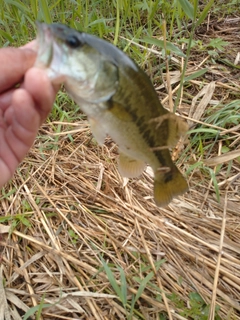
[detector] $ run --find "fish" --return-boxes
[35,22,188,207]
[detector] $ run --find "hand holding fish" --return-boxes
[0,44,59,187]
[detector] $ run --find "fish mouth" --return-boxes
[35,22,54,68]
[35,22,66,84]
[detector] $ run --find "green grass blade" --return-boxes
[128,271,155,319]
[30,0,38,19]
[39,0,52,23]
[114,0,120,45]
[4,0,30,14]
[184,68,208,82]
[196,0,214,27]
[178,0,194,20]
[188,128,219,135]
[185,161,204,176]
[129,294,136,319]
[100,257,122,300]
[133,271,155,304]
[143,36,185,57]
[0,29,14,43]
[23,303,53,320]
[0,216,12,223]
[209,168,220,202]
[193,0,198,20]
[118,266,128,307]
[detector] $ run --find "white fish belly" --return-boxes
[100,109,160,170]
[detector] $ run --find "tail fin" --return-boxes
[153,165,188,207]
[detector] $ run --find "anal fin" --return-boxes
[118,153,146,178]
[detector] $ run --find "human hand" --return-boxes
[0,43,59,188]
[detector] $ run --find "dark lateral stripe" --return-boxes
[105,97,115,110]
[154,150,167,167]
[164,170,174,183]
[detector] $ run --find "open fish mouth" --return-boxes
[35,22,53,68]
[35,22,66,84]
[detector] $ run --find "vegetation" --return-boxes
[0,0,239,319]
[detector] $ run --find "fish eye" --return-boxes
[66,35,81,48]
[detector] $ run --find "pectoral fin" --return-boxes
[167,114,188,147]
[150,113,188,148]
[88,117,106,145]
[118,153,146,178]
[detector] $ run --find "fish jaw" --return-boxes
[35,22,65,84]
[35,22,52,69]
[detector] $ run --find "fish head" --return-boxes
[35,22,119,103]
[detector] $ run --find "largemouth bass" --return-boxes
[35,22,188,206]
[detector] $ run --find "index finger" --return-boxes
[20,40,38,51]
[0,47,37,93]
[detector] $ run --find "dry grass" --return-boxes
[1,15,240,320]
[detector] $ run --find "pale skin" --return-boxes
[0,42,59,188]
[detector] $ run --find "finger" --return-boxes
[23,67,60,123]
[0,70,59,113]
[0,89,14,112]
[0,89,41,186]
[0,48,36,93]
[20,40,38,51]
